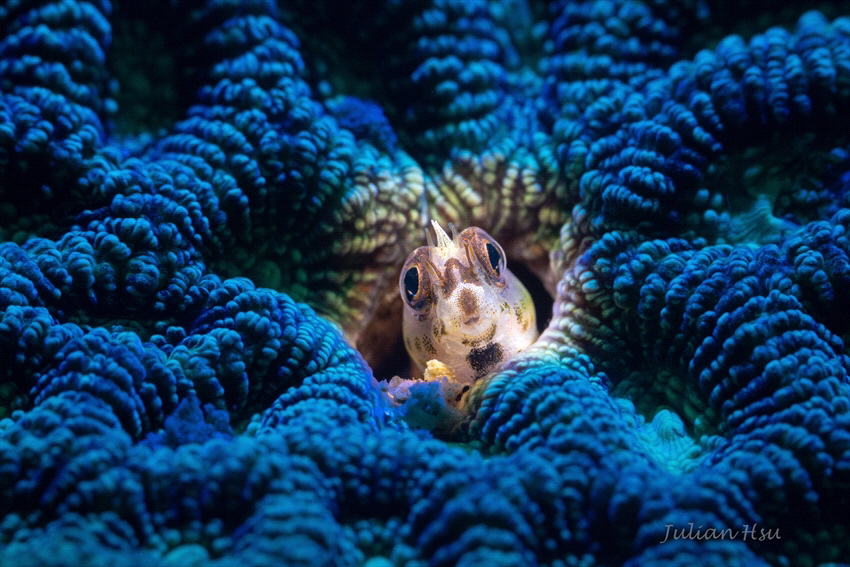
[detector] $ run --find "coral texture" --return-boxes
[2,0,850,565]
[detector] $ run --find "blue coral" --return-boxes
[2,0,850,565]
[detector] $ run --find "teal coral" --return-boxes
[2,0,850,565]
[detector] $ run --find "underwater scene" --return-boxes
[2,0,850,565]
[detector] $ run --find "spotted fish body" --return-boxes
[400,221,538,384]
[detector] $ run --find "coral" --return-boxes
[2,0,850,565]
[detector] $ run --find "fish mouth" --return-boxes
[464,316,480,326]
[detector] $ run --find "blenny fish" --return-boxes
[399,221,538,384]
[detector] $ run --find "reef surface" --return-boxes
[2,0,850,565]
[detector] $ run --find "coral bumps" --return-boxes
[1,0,850,565]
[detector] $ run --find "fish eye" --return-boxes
[486,242,501,276]
[404,266,419,303]
[399,250,433,312]
[457,227,507,286]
